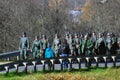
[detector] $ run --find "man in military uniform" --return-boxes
[110,33,119,54]
[41,34,49,58]
[117,37,120,54]
[118,37,120,49]
[65,33,69,44]
[19,32,30,60]
[105,33,118,55]
[95,33,106,55]
[52,34,61,57]
[91,32,97,55]
[106,33,112,55]
[67,34,76,56]
[81,33,93,56]
[31,35,42,59]
[74,33,81,55]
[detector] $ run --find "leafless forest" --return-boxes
[0,0,120,53]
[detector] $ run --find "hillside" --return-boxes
[0,0,120,53]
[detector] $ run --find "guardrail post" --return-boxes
[77,58,81,70]
[14,64,19,73]
[17,56,20,61]
[86,57,90,69]
[23,62,28,74]
[50,59,54,71]
[7,57,10,61]
[4,66,9,74]
[103,57,107,68]
[59,59,63,70]
[94,57,98,68]
[41,60,45,72]
[32,61,37,72]
[112,56,116,67]
[68,58,72,70]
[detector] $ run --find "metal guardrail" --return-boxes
[0,50,20,60]
[0,49,119,61]
[0,54,120,74]
[0,50,33,61]
[0,50,120,74]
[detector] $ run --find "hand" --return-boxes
[76,45,79,48]
[19,47,21,50]
[86,47,89,49]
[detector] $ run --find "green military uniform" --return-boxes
[106,33,117,55]
[67,35,76,56]
[19,34,30,60]
[74,34,81,55]
[91,33,97,55]
[32,39,42,59]
[81,38,93,56]
[111,34,119,54]
[41,39,48,50]
[95,34,106,55]
[118,38,120,48]
[106,36,112,53]
[65,34,69,44]
[52,38,60,57]
[41,38,48,58]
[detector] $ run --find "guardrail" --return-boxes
[0,50,32,61]
[0,54,120,74]
[0,50,20,61]
[0,50,120,61]
[0,50,120,74]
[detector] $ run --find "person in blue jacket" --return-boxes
[45,44,54,70]
[45,44,54,58]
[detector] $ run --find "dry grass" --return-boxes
[0,68,120,80]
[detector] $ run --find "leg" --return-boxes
[23,49,27,60]
[20,50,24,60]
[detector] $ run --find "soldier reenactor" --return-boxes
[110,33,119,54]
[117,37,120,54]
[74,33,81,55]
[106,33,112,55]
[105,33,118,55]
[81,33,93,56]
[95,33,106,55]
[19,32,30,60]
[52,34,61,57]
[31,35,42,59]
[91,32,97,43]
[118,37,120,49]
[91,32,97,55]
[65,33,69,44]
[41,34,49,58]
[67,34,76,56]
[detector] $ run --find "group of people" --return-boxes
[19,32,120,60]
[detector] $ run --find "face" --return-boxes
[42,35,46,39]
[66,35,69,39]
[35,36,39,40]
[99,33,102,38]
[92,32,95,36]
[75,35,77,38]
[22,34,25,37]
[84,35,88,40]
[55,35,58,38]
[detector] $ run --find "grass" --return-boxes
[0,67,120,80]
